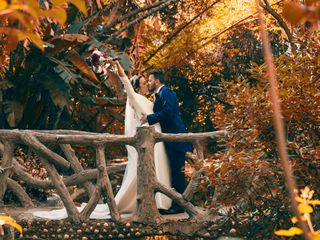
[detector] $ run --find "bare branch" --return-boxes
[102,0,177,40]
[144,0,222,64]
[155,182,201,217]
[39,156,81,223]
[255,1,311,239]
[260,0,296,52]
[60,144,96,198]
[106,0,174,30]
[7,179,34,207]
[20,133,70,169]
[201,0,284,48]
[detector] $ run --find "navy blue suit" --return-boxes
[147,86,192,194]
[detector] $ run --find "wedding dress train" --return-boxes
[32,75,172,220]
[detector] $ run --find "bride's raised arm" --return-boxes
[114,61,136,100]
[114,61,145,117]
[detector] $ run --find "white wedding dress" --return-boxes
[32,75,172,219]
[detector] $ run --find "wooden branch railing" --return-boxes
[0,127,225,224]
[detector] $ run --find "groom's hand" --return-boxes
[141,113,148,124]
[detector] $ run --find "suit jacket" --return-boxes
[147,86,192,153]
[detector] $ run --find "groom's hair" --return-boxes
[149,69,165,83]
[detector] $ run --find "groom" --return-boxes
[141,69,192,214]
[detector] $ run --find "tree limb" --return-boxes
[155,182,202,217]
[201,0,285,48]
[101,0,177,41]
[106,0,175,30]
[20,133,70,169]
[260,0,296,52]
[7,178,34,207]
[144,0,222,65]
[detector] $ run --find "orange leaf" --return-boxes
[305,0,318,6]
[9,3,38,18]
[26,33,44,51]
[309,199,320,205]
[47,34,90,53]
[0,0,8,10]
[41,8,67,25]
[275,227,303,237]
[298,203,313,214]
[70,0,87,16]
[295,196,304,203]
[66,50,99,84]
[282,2,306,25]
[291,216,307,224]
[52,0,67,5]
[0,27,25,51]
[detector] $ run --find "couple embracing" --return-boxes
[33,58,192,220]
[115,61,192,215]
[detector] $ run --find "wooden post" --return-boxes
[20,133,70,169]
[80,182,102,220]
[60,144,96,199]
[7,179,34,207]
[95,143,120,221]
[183,140,205,200]
[135,126,162,223]
[0,141,14,205]
[39,157,81,223]
[194,140,204,160]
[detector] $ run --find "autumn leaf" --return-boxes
[0,215,23,237]
[298,203,313,214]
[41,8,67,25]
[47,34,90,52]
[291,216,307,224]
[51,0,66,5]
[27,32,44,51]
[309,199,320,205]
[295,196,304,203]
[305,0,318,6]
[66,50,100,84]
[275,227,303,237]
[70,0,87,16]
[282,2,306,25]
[0,0,8,10]
[312,232,320,240]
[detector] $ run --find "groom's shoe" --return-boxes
[159,206,185,215]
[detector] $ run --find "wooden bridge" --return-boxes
[0,126,225,238]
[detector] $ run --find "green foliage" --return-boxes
[0,0,132,131]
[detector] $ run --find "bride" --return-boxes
[33,59,172,219]
[111,60,172,214]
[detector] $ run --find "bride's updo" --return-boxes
[130,75,148,95]
[130,75,141,93]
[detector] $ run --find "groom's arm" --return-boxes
[147,90,176,125]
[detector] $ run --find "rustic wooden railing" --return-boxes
[0,126,225,225]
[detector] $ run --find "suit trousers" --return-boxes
[165,145,186,195]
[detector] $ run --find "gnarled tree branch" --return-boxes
[144,0,222,64]
[260,0,296,52]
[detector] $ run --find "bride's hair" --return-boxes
[130,75,141,92]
